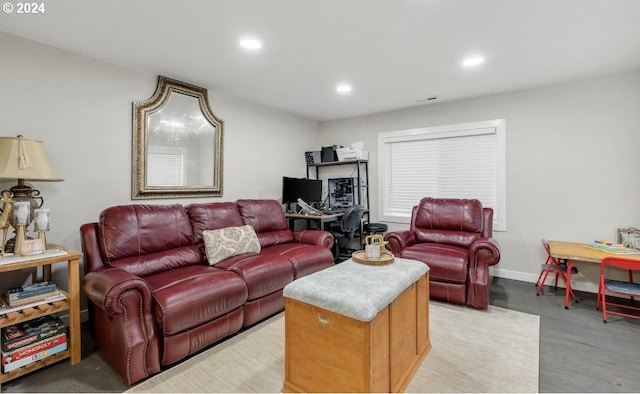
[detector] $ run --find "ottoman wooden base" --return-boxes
[283,273,430,393]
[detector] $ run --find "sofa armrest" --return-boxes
[384,230,416,255]
[469,237,501,267]
[82,266,160,385]
[83,267,153,317]
[293,230,334,249]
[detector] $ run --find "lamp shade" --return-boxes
[0,136,63,182]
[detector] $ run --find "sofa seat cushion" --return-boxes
[108,246,203,278]
[400,243,469,284]
[216,254,294,301]
[145,265,248,336]
[262,243,334,279]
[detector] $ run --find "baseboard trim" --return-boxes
[492,267,599,294]
[493,267,540,283]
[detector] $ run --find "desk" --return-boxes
[547,240,640,309]
[285,212,343,231]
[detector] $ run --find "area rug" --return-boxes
[127,302,540,393]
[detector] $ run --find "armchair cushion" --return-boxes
[399,243,468,283]
[414,198,484,248]
[203,225,261,266]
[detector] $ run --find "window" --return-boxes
[378,119,506,231]
[147,147,185,186]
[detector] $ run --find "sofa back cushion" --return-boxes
[98,204,202,277]
[236,199,293,247]
[412,198,484,248]
[186,202,245,245]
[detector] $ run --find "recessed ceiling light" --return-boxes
[239,38,262,50]
[462,57,485,67]
[336,83,352,94]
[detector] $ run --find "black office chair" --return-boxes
[329,205,364,263]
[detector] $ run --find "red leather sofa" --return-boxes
[80,199,334,385]
[384,198,500,310]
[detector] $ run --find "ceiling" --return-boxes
[2,0,640,121]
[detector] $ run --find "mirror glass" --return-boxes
[133,76,223,199]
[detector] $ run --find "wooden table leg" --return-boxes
[68,258,81,364]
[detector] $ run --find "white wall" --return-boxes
[3,30,640,301]
[318,70,640,292]
[0,32,319,295]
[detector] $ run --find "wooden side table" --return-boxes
[0,245,82,388]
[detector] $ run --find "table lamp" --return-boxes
[0,135,63,254]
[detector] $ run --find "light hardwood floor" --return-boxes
[3,277,640,393]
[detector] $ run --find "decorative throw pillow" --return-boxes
[203,225,261,266]
[619,227,640,250]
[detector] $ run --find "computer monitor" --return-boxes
[282,176,323,204]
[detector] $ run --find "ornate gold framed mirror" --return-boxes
[132,76,223,199]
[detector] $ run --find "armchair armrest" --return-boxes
[467,237,501,309]
[83,267,153,317]
[293,230,334,249]
[469,237,501,267]
[384,230,416,255]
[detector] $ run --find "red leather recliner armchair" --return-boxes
[384,198,500,309]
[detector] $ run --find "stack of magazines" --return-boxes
[1,315,68,373]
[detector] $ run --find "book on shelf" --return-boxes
[0,291,66,315]
[2,333,67,364]
[1,314,68,352]
[4,281,56,302]
[6,290,61,307]
[2,340,67,373]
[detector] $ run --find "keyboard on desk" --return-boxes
[322,208,348,215]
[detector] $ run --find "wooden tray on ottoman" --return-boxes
[352,250,395,265]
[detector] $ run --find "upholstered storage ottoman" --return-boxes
[282,258,430,393]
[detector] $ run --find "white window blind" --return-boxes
[378,119,506,231]
[147,151,184,186]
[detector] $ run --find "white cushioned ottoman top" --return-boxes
[283,257,429,322]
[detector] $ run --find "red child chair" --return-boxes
[596,256,640,323]
[536,239,578,303]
